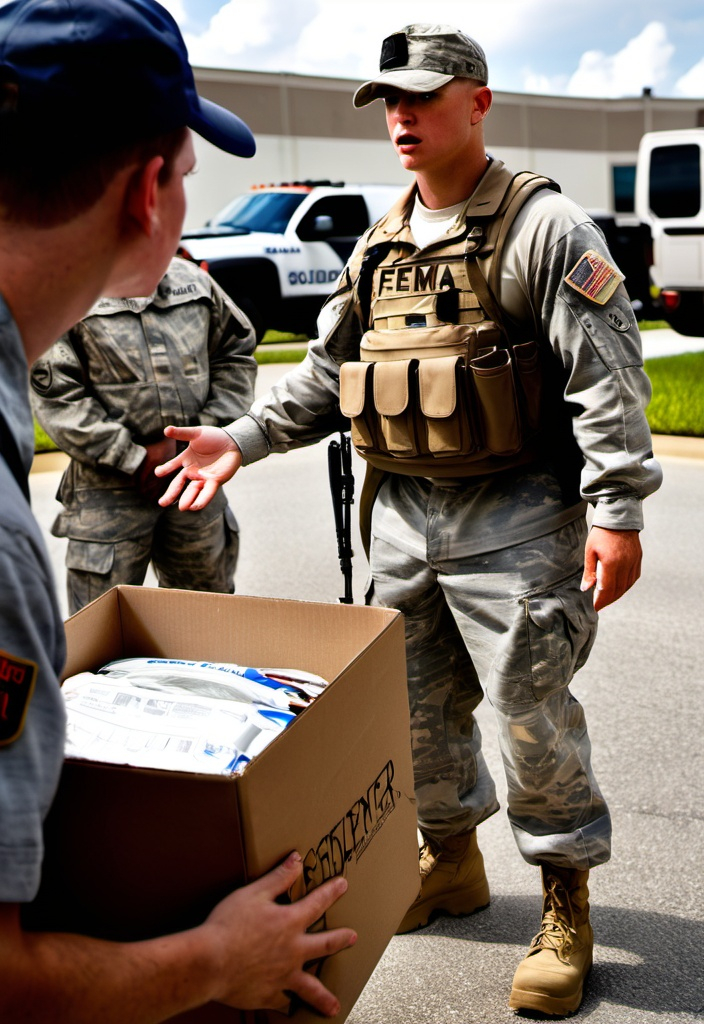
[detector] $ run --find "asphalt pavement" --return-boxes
[28,328,704,1023]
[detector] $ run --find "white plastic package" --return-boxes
[62,658,329,775]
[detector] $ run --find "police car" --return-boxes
[178,180,404,340]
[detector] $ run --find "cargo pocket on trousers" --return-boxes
[66,539,115,576]
[525,570,598,702]
[469,348,522,455]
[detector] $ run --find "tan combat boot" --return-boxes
[396,828,490,934]
[509,864,593,1017]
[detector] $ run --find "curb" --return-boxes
[31,451,69,473]
[651,434,704,460]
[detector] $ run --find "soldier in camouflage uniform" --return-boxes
[31,255,257,614]
[154,25,662,1017]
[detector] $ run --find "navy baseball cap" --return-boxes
[0,0,256,157]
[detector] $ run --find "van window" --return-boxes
[649,144,701,218]
[612,165,636,213]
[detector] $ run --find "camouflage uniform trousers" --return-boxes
[368,478,611,871]
[65,502,239,616]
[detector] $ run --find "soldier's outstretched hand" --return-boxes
[155,425,242,511]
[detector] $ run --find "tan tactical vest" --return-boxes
[339,160,560,478]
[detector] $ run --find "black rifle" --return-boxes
[327,432,354,604]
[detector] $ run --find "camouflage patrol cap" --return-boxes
[353,23,488,108]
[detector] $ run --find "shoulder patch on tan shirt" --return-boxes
[0,649,38,745]
[564,249,624,305]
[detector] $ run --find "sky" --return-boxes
[157,0,704,100]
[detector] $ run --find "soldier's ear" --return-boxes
[123,156,164,237]
[471,86,492,125]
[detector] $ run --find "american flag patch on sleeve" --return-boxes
[564,250,624,305]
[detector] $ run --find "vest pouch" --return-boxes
[339,361,378,452]
[373,359,420,456]
[469,348,522,455]
[417,356,476,455]
[513,340,542,430]
[361,323,479,362]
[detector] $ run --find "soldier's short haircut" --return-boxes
[0,87,187,228]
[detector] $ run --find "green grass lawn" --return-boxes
[644,351,704,437]
[33,324,704,452]
[34,422,59,454]
[255,346,307,365]
[259,329,308,345]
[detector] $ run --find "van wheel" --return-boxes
[664,297,704,338]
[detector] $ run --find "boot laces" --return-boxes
[529,876,578,964]
[418,838,440,880]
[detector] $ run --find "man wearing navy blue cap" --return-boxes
[0,1,355,1020]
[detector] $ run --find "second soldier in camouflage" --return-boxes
[31,255,257,613]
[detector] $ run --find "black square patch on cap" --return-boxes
[380,32,409,70]
[0,649,38,745]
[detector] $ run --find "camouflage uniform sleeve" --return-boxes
[223,237,368,465]
[509,198,662,531]
[198,277,258,427]
[30,329,145,475]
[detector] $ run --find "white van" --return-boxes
[635,129,704,336]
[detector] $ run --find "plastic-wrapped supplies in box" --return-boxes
[62,658,328,775]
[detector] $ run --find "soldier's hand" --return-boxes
[581,526,642,611]
[155,425,242,511]
[202,851,356,1016]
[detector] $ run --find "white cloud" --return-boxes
[180,0,564,80]
[182,0,276,65]
[566,22,674,98]
[155,0,188,24]
[522,72,570,96]
[675,58,704,97]
[174,1,696,102]
[291,0,560,79]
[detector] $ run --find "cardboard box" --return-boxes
[24,586,419,1024]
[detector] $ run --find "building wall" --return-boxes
[185,67,704,231]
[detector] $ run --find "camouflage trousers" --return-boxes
[368,480,611,870]
[64,503,239,615]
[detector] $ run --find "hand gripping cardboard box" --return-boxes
[24,586,420,1024]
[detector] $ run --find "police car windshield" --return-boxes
[211,192,308,233]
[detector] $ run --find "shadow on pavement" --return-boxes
[423,894,703,1017]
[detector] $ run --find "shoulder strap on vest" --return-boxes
[487,169,560,298]
[465,164,560,334]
